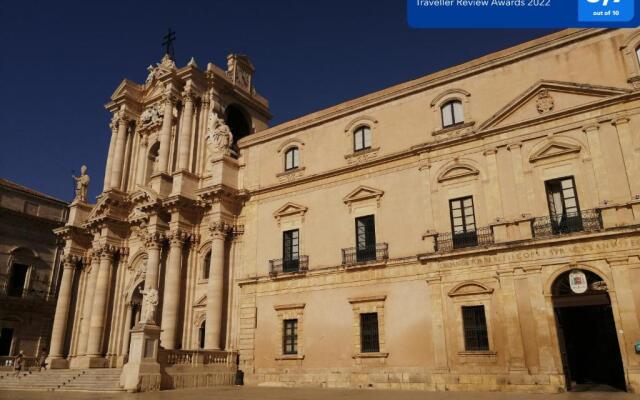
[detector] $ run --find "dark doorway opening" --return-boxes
[8,264,28,297]
[553,270,626,392]
[0,328,14,355]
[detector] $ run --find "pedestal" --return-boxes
[120,323,162,392]
[148,173,173,197]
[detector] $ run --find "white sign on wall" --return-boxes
[569,269,588,294]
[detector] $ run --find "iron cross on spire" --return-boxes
[162,28,176,60]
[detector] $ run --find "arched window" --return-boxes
[441,100,464,128]
[198,320,206,349]
[225,104,251,156]
[203,251,211,280]
[284,147,299,171]
[353,126,372,152]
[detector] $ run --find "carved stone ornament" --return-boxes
[139,103,164,129]
[141,288,159,323]
[145,54,176,84]
[206,111,233,156]
[535,89,555,114]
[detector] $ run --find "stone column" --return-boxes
[483,148,505,221]
[110,112,130,189]
[140,234,163,323]
[583,123,610,203]
[612,117,640,197]
[508,143,529,215]
[205,222,228,350]
[48,257,76,360]
[103,122,118,190]
[426,277,449,373]
[121,303,133,356]
[86,247,115,357]
[178,88,195,171]
[135,134,148,186]
[498,269,527,373]
[160,230,187,349]
[157,90,176,174]
[76,254,100,356]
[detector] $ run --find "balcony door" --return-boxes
[282,229,300,272]
[545,177,582,234]
[8,264,28,297]
[355,215,376,262]
[449,196,477,249]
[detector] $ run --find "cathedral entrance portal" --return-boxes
[552,269,626,392]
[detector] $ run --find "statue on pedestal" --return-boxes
[206,111,233,156]
[141,288,159,324]
[72,165,90,203]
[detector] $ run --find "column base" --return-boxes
[69,355,108,369]
[47,357,69,369]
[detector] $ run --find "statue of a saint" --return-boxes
[72,165,90,203]
[206,111,233,155]
[141,288,159,324]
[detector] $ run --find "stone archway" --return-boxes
[551,268,626,392]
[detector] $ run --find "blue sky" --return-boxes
[0,1,554,202]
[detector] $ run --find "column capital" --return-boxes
[582,123,600,133]
[182,88,197,104]
[143,231,165,250]
[209,221,232,239]
[483,147,498,156]
[167,229,190,247]
[507,142,523,151]
[612,115,631,126]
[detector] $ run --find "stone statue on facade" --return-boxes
[145,54,177,85]
[206,111,233,156]
[139,104,164,128]
[141,288,159,324]
[72,165,90,203]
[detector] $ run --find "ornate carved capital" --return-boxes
[209,221,232,240]
[182,88,196,104]
[97,244,119,260]
[144,232,165,250]
[167,229,190,247]
[62,253,81,267]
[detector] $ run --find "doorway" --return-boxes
[553,270,626,391]
[0,328,14,356]
[8,264,28,297]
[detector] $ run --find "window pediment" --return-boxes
[343,186,384,209]
[273,202,308,222]
[529,141,581,163]
[193,295,207,308]
[437,164,480,182]
[448,281,494,297]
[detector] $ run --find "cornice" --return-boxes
[239,29,607,148]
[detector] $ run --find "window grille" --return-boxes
[360,312,380,353]
[283,319,298,355]
[462,305,489,351]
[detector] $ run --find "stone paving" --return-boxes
[0,387,638,400]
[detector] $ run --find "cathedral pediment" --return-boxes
[479,80,630,130]
[110,79,143,103]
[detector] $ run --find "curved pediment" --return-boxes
[273,202,308,221]
[480,80,631,131]
[529,140,582,163]
[448,281,494,297]
[193,295,207,308]
[437,163,480,183]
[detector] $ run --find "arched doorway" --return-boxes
[552,269,625,391]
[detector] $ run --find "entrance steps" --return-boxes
[0,368,124,392]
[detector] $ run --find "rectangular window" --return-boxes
[360,313,380,353]
[462,305,489,351]
[283,319,298,355]
[449,196,477,249]
[8,264,28,297]
[282,229,300,272]
[355,215,376,262]
[545,177,582,234]
[354,127,372,152]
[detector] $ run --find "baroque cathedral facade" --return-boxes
[49,28,640,392]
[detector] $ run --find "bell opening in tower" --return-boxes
[224,104,251,157]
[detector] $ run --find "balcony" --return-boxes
[0,286,53,302]
[269,256,309,277]
[435,226,494,253]
[532,209,602,238]
[341,243,389,266]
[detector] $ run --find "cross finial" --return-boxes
[162,28,176,60]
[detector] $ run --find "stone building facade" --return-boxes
[0,179,67,360]
[50,28,640,392]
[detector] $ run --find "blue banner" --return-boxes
[407,0,639,28]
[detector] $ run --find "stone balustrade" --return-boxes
[158,349,237,367]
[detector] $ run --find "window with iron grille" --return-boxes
[441,100,464,128]
[360,312,380,353]
[353,126,372,152]
[284,147,299,171]
[545,176,582,234]
[462,305,489,351]
[355,215,376,262]
[282,229,300,272]
[449,196,477,249]
[283,319,298,355]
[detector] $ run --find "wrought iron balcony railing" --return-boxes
[532,209,602,238]
[436,226,494,253]
[269,256,309,277]
[341,243,389,266]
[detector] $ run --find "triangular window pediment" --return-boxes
[529,141,581,163]
[343,186,384,207]
[273,202,308,221]
[437,164,479,182]
[193,295,207,308]
[480,80,630,131]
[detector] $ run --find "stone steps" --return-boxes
[0,368,124,392]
